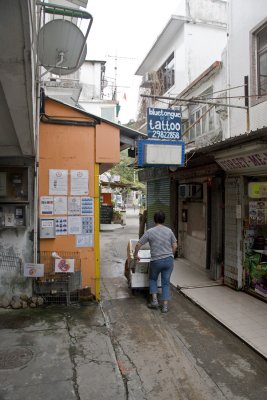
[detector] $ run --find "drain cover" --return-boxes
[0,347,33,369]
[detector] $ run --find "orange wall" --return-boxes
[96,122,120,163]
[39,100,97,293]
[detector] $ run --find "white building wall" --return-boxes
[174,0,187,15]
[78,61,118,122]
[79,61,102,100]
[228,0,267,136]
[185,23,227,84]
[80,101,116,122]
[186,0,227,24]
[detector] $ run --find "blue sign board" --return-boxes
[137,139,185,167]
[147,107,181,140]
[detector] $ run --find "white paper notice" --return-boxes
[71,170,88,195]
[81,197,94,215]
[40,196,54,215]
[68,216,82,235]
[49,169,68,195]
[55,217,68,235]
[82,216,94,234]
[76,234,94,248]
[68,196,81,215]
[54,196,67,215]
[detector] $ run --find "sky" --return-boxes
[85,0,179,123]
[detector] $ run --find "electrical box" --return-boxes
[0,204,27,228]
[0,166,29,229]
[39,218,56,239]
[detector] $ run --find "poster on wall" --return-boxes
[81,197,94,215]
[68,216,82,234]
[55,217,68,235]
[24,263,44,277]
[70,170,88,195]
[76,234,94,248]
[68,196,81,215]
[82,216,94,234]
[40,196,54,215]
[54,196,67,215]
[55,258,75,273]
[49,169,68,195]
[249,201,267,225]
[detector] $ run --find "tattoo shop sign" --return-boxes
[147,107,181,140]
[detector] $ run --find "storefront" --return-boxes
[138,167,175,231]
[170,159,224,279]
[243,180,267,299]
[216,140,267,299]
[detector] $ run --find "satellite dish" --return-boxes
[38,19,87,75]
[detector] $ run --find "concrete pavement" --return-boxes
[0,305,125,400]
[0,209,266,400]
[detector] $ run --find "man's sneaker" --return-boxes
[161,304,168,313]
[147,301,159,309]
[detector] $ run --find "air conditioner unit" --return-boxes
[179,184,190,199]
[179,183,203,199]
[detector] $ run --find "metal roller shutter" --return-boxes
[147,178,171,229]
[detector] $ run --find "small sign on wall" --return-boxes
[39,218,55,238]
[55,258,75,273]
[24,263,44,277]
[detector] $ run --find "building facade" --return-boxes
[136,0,267,299]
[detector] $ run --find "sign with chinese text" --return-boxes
[217,151,267,173]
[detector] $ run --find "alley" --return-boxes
[100,209,267,400]
[0,209,266,400]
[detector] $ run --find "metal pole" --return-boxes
[244,75,250,133]
[140,94,248,110]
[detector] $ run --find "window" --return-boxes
[189,114,195,141]
[202,105,207,132]
[101,107,114,122]
[258,25,267,95]
[250,20,267,105]
[187,89,215,142]
[157,53,175,95]
[195,110,201,137]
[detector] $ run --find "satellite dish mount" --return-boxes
[37,1,93,77]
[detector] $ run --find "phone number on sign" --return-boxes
[151,131,180,139]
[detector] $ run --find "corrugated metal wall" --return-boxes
[147,178,171,229]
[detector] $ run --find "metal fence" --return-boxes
[33,251,82,305]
